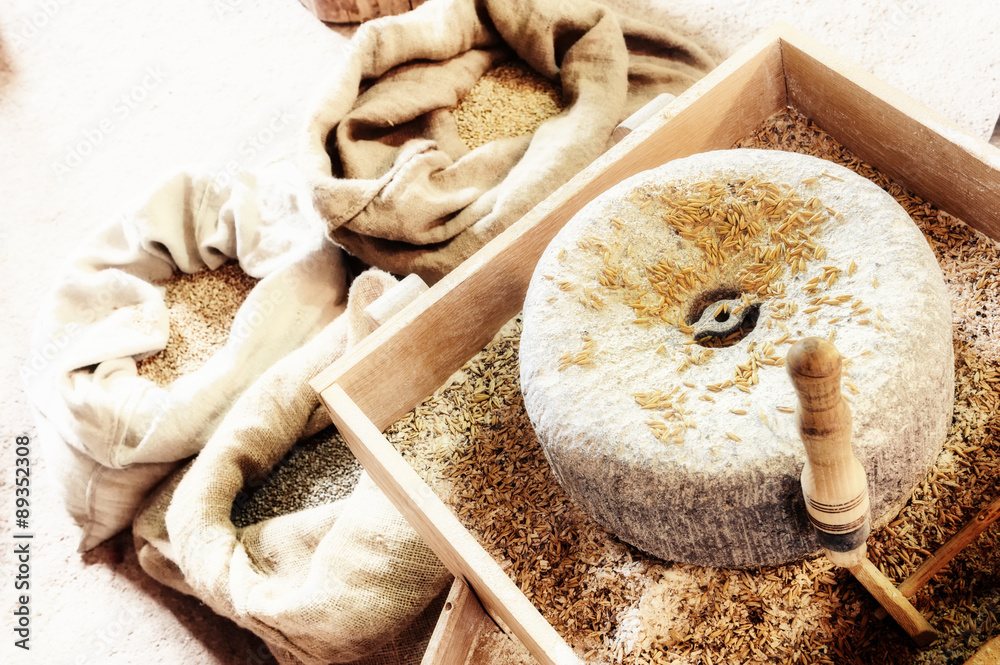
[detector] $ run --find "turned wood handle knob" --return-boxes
[788,337,870,568]
[789,339,938,645]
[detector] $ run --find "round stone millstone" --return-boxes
[519,149,953,568]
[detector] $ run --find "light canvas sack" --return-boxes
[24,161,348,551]
[134,269,452,665]
[300,0,715,282]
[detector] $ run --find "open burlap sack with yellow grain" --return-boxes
[134,269,451,665]
[24,161,348,552]
[301,0,715,283]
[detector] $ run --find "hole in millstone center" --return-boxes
[685,285,743,325]
[685,286,760,349]
[696,303,759,348]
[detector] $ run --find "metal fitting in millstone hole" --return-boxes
[691,297,749,342]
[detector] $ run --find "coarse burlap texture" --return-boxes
[23,161,348,551]
[134,269,452,665]
[301,0,716,283]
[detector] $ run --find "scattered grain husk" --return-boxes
[452,60,564,151]
[136,262,258,385]
[383,108,1000,664]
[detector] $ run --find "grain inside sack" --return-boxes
[133,268,452,665]
[451,61,564,151]
[136,262,258,386]
[230,427,361,528]
[383,109,1000,664]
[300,0,716,282]
[25,163,348,551]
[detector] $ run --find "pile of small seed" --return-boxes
[136,262,258,385]
[383,108,1000,664]
[451,60,564,151]
[230,426,362,528]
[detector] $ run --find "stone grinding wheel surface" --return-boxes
[519,149,953,568]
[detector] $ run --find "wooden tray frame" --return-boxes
[312,22,1000,665]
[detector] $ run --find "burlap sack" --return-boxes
[24,161,348,551]
[134,269,452,665]
[300,0,716,283]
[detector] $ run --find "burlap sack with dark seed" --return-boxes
[24,161,348,551]
[300,0,715,283]
[134,269,451,665]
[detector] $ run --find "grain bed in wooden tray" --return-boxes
[136,261,258,385]
[384,108,1000,665]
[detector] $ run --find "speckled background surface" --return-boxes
[0,1,997,663]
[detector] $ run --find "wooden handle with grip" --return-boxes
[787,337,870,568]
[787,338,938,646]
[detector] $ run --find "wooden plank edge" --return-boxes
[777,23,1000,242]
[611,93,676,144]
[897,493,1000,598]
[598,22,791,152]
[849,558,938,647]
[309,27,788,429]
[320,384,581,665]
[421,577,491,665]
[965,634,1000,665]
